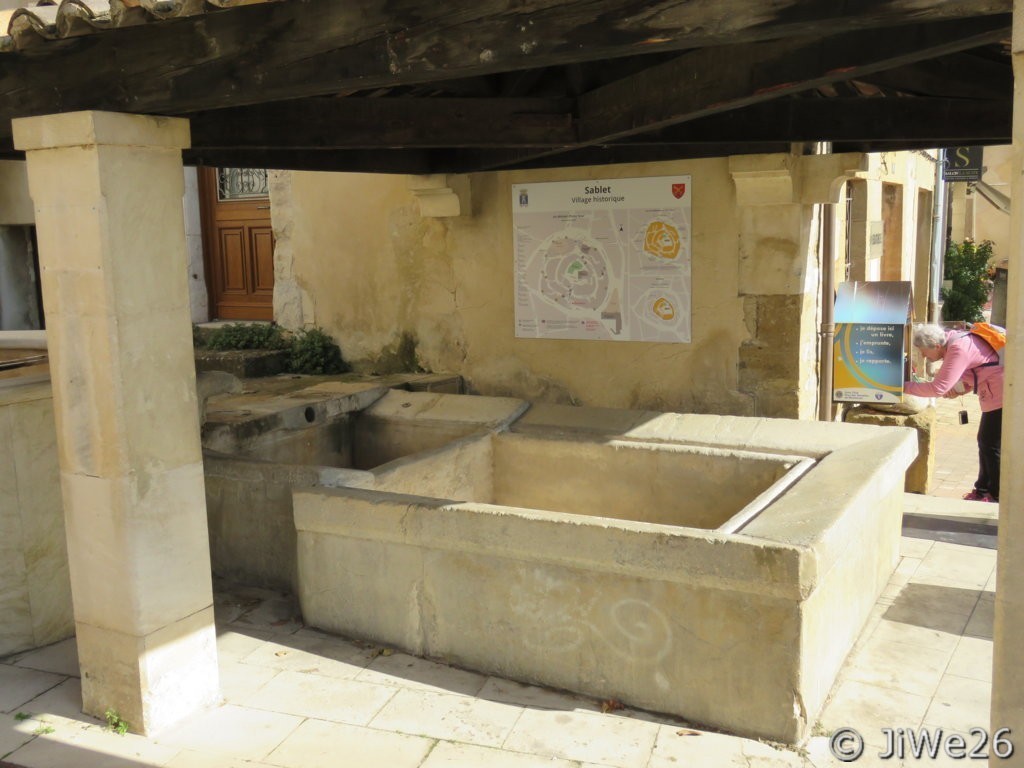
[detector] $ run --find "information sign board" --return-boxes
[511,175,691,342]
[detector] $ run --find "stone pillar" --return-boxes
[729,152,866,419]
[992,2,1024,744]
[12,112,219,735]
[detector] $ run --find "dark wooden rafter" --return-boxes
[184,148,439,174]
[181,93,1011,160]
[445,143,794,174]
[190,97,576,149]
[179,125,1006,174]
[831,140,1004,153]
[857,52,1012,99]
[637,98,1012,145]
[462,18,1009,171]
[461,135,1014,172]
[0,0,1012,139]
[565,19,1010,156]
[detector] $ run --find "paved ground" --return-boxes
[0,398,1001,768]
[929,395,988,501]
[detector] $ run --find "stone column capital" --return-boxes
[728,153,796,206]
[407,173,470,217]
[13,110,190,152]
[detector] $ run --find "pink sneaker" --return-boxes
[963,489,989,501]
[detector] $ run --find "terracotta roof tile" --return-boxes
[0,0,280,52]
[9,4,60,45]
[58,0,111,37]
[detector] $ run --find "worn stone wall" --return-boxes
[273,155,864,417]
[0,382,74,657]
[729,153,829,419]
[269,169,312,330]
[739,294,806,418]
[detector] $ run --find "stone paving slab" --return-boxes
[903,494,998,522]
[0,462,999,768]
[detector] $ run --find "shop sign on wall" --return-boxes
[942,146,983,182]
[511,175,692,342]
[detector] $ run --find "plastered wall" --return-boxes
[276,158,794,416]
[973,143,1012,265]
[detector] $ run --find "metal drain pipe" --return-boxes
[928,149,948,323]
[818,205,836,421]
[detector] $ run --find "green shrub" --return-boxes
[941,239,993,323]
[203,322,289,351]
[193,322,348,374]
[288,327,348,375]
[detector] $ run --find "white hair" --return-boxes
[912,323,948,350]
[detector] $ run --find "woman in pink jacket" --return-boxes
[904,323,1003,502]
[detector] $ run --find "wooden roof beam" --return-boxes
[858,53,1012,99]
[470,17,1008,170]
[189,97,576,150]
[578,18,1009,144]
[0,0,1012,135]
[634,97,1011,145]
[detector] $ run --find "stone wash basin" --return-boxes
[292,401,917,744]
[488,434,810,532]
[201,382,527,590]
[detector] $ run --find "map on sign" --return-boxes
[512,176,691,342]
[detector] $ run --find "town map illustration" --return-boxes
[512,176,691,342]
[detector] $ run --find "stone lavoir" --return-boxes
[3,363,915,742]
[200,380,917,743]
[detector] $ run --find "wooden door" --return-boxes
[199,167,275,320]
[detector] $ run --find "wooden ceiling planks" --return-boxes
[0,0,1015,172]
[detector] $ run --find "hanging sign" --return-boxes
[942,147,983,182]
